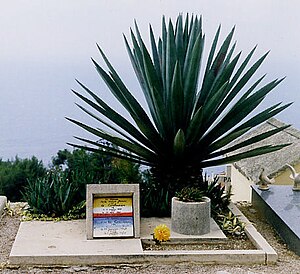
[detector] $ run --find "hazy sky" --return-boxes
[0,0,299,164]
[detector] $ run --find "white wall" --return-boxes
[226,165,254,202]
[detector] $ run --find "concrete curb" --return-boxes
[10,250,267,266]
[229,202,278,264]
[0,196,7,216]
[9,202,277,266]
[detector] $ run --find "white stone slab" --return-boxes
[9,207,275,266]
[141,217,226,243]
[141,249,266,265]
[10,220,143,265]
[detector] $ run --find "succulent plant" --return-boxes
[175,186,205,202]
[68,14,290,212]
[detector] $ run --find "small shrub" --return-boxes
[22,169,82,217]
[0,156,46,201]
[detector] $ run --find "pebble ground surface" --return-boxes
[0,202,299,274]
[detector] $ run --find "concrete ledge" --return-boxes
[141,250,266,265]
[9,250,266,266]
[229,202,278,264]
[9,203,276,266]
[141,217,226,244]
[10,249,266,266]
[0,196,7,215]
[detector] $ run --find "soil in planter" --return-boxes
[142,234,256,251]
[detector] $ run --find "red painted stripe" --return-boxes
[93,212,133,218]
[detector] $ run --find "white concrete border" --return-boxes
[0,196,7,216]
[228,202,278,263]
[10,250,266,266]
[9,202,277,266]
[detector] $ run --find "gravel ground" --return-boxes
[0,202,299,274]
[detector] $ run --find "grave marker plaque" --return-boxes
[93,196,134,237]
[86,184,140,239]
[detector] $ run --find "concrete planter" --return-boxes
[171,196,211,235]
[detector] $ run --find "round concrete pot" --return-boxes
[171,196,211,235]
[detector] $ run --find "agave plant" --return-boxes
[67,14,290,198]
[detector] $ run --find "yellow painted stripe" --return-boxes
[93,197,132,208]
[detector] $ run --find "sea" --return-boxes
[0,0,299,172]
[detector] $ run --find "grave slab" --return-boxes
[9,203,276,266]
[10,220,143,265]
[252,185,300,256]
[141,217,226,244]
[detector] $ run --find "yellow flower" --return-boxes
[153,224,170,243]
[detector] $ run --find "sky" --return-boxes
[0,0,299,166]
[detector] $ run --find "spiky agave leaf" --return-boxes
[68,14,290,185]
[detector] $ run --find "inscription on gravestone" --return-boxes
[86,184,140,239]
[93,196,134,237]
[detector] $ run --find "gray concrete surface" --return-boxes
[141,217,225,244]
[9,203,277,266]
